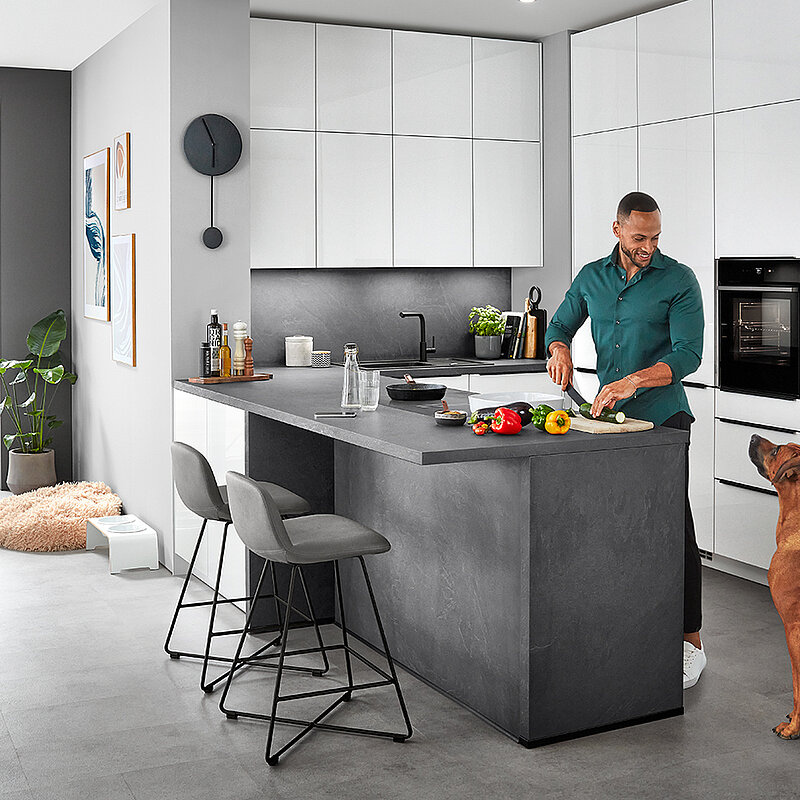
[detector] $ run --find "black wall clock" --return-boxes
[183,114,243,249]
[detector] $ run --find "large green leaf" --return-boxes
[19,392,36,408]
[3,432,33,450]
[27,310,67,358]
[0,359,33,374]
[33,365,65,384]
[0,397,7,414]
[9,371,28,385]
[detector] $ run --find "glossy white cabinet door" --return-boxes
[469,372,562,396]
[714,0,800,112]
[173,391,208,575]
[571,370,601,404]
[714,481,778,570]
[393,31,471,137]
[251,19,315,130]
[715,102,800,258]
[317,133,392,267]
[715,389,800,432]
[685,385,714,553]
[472,38,540,141]
[636,0,712,125]
[571,18,637,136]
[426,374,470,392]
[474,140,542,268]
[316,25,391,134]
[638,116,714,385]
[393,136,472,267]
[571,128,637,369]
[251,130,316,268]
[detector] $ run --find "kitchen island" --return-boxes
[175,367,688,746]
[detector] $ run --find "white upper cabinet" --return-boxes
[684,385,714,553]
[571,18,637,136]
[715,101,800,258]
[636,0,712,125]
[714,0,800,112]
[251,19,315,130]
[638,115,714,385]
[316,25,392,134]
[317,133,392,267]
[251,130,316,268]
[393,136,472,267]
[474,140,542,267]
[393,31,472,137]
[472,38,540,141]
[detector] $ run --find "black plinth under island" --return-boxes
[175,367,688,746]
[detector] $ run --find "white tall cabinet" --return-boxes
[250,19,542,269]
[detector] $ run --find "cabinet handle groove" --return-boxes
[717,418,797,435]
[717,478,777,497]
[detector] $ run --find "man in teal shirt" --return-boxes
[545,192,706,689]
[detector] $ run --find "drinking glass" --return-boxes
[359,370,380,411]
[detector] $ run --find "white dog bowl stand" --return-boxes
[86,516,160,573]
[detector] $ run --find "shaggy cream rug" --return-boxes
[0,482,122,552]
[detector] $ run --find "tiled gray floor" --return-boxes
[2,547,800,799]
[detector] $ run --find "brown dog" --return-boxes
[749,435,800,739]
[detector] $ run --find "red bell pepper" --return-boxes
[490,407,522,435]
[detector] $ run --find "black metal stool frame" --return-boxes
[164,518,329,693]
[219,555,413,765]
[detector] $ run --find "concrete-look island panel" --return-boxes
[175,368,688,745]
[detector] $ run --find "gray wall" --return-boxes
[512,31,573,328]
[251,267,510,364]
[0,68,72,489]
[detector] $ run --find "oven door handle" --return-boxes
[717,286,799,292]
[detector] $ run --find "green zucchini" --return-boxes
[579,403,625,424]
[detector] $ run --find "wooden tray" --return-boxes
[188,374,273,385]
[569,415,654,434]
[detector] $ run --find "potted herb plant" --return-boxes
[0,310,77,494]
[468,305,505,359]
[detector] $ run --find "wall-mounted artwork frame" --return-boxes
[83,148,110,320]
[111,233,136,366]
[114,132,131,210]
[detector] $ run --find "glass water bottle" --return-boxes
[341,342,361,410]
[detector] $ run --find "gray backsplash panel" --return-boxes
[251,268,511,364]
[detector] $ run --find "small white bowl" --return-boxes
[467,391,564,413]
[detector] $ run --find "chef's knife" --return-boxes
[565,383,588,408]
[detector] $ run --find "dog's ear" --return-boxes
[773,454,800,483]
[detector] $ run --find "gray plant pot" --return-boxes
[7,449,57,495]
[474,335,502,359]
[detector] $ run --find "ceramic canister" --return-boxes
[285,335,313,366]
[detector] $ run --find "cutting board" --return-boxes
[569,415,654,434]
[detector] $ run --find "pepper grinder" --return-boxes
[232,321,247,376]
[244,337,254,377]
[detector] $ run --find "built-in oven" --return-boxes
[717,257,800,399]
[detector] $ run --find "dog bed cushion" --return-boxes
[0,482,122,552]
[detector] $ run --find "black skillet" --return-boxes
[386,373,447,401]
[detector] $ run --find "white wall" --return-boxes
[72,0,250,571]
[72,2,172,562]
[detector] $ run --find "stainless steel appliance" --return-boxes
[718,257,800,399]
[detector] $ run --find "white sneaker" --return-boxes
[683,641,707,689]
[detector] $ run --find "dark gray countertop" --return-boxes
[373,357,549,378]
[175,366,688,465]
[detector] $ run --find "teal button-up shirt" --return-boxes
[545,246,704,425]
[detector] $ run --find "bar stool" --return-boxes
[165,442,325,693]
[219,471,413,765]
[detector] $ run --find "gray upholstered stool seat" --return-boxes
[165,442,315,693]
[281,515,390,564]
[220,471,412,765]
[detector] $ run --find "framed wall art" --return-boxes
[83,148,110,320]
[114,132,130,210]
[111,233,136,366]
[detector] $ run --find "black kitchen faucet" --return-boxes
[399,311,436,363]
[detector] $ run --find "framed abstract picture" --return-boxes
[83,148,110,320]
[111,233,136,366]
[114,132,130,210]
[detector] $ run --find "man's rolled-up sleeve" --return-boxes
[544,272,588,352]
[658,271,704,383]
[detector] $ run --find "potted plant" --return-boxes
[469,305,505,359]
[0,310,77,494]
